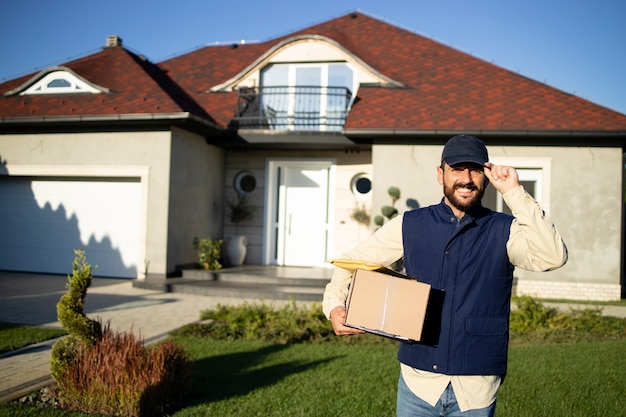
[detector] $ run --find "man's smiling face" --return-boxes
[437,162,488,218]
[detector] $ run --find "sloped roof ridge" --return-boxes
[349,10,605,109]
[155,11,357,65]
[0,47,102,84]
[119,47,216,121]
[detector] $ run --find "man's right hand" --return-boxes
[330,306,366,336]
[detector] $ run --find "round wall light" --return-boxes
[234,170,256,194]
[350,173,372,197]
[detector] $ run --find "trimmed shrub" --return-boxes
[175,298,626,347]
[50,250,192,416]
[51,249,102,382]
[510,296,561,332]
[510,296,626,344]
[55,327,191,417]
[173,301,396,346]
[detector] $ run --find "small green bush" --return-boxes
[174,301,329,344]
[56,250,102,345]
[55,327,191,417]
[510,296,626,344]
[374,186,401,228]
[510,296,561,332]
[172,301,397,346]
[50,250,192,416]
[51,250,102,382]
[193,237,223,270]
[173,297,626,348]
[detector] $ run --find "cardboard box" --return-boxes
[344,268,431,342]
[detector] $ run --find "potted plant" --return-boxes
[226,193,255,266]
[193,237,223,270]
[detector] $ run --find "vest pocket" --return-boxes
[464,316,508,374]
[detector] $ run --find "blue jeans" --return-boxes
[396,373,497,417]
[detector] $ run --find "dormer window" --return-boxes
[1,66,111,98]
[235,62,356,132]
[258,62,355,131]
[21,70,102,95]
[222,34,404,133]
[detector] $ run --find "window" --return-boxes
[234,170,257,194]
[482,158,551,215]
[350,173,372,198]
[260,63,355,131]
[21,70,102,95]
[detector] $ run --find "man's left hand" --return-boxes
[484,162,520,195]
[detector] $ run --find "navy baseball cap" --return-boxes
[441,135,489,166]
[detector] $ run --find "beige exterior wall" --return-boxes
[224,149,372,265]
[168,127,224,273]
[372,143,623,301]
[0,128,222,279]
[223,151,266,264]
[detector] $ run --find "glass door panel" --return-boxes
[295,66,322,130]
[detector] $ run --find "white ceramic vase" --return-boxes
[227,235,247,266]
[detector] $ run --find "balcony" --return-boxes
[233,86,352,132]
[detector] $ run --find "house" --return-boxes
[1,12,625,300]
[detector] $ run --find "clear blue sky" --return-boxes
[1,0,625,114]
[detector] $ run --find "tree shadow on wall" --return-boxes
[0,155,135,278]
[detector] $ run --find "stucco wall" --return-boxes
[168,127,224,273]
[224,149,372,265]
[372,143,623,299]
[1,130,172,278]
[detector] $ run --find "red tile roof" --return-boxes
[2,11,625,136]
[0,46,213,121]
[163,12,626,133]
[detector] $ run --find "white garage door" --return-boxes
[0,176,142,278]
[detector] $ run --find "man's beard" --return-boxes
[443,181,485,213]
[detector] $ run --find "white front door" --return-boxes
[266,160,334,266]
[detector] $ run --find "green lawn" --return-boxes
[498,340,626,417]
[0,323,66,354]
[172,338,626,417]
[2,297,625,417]
[2,337,625,417]
[171,338,398,417]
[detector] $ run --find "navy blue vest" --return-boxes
[398,200,514,376]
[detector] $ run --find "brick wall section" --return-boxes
[514,279,621,301]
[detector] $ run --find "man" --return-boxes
[323,135,567,417]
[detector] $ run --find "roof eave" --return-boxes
[343,128,626,146]
[344,128,626,137]
[0,112,225,131]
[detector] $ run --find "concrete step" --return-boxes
[168,279,324,302]
[133,265,333,302]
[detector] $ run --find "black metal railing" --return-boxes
[233,86,352,131]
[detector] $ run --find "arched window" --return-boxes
[21,70,102,95]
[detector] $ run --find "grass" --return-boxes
[170,337,626,417]
[4,337,623,416]
[1,299,625,416]
[498,340,626,417]
[170,338,399,417]
[0,323,66,354]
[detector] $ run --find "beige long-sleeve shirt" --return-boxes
[323,185,567,411]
